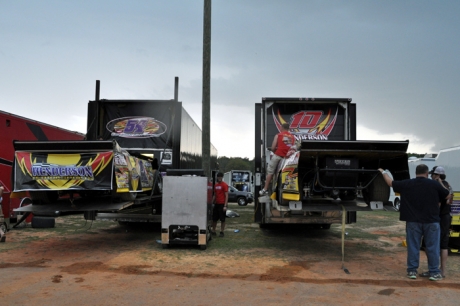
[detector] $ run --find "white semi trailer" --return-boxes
[223,170,253,193]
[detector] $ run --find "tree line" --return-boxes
[217,157,254,174]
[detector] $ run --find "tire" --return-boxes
[112,174,138,201]
[393,198,401,211]
[237,197,247,206]
[120,192,137,201]
[33,211,61,217]
[200,245,207,250]
[153,172,163,195]
[320,224,331,229]
[16,197,33,222]
[30,191,59,204]
[277,173,287,206]
[363,174,390,204]
[32,216,55,228]
[0,222,7,234]
[339,190,356,201]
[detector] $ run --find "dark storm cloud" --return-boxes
[1,1,459,157]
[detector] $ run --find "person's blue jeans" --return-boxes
[406,222,440,275]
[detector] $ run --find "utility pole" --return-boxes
[202,0,211,177]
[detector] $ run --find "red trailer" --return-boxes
[0,111,84,230]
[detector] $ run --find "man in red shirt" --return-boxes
[260,123,295,195]
[212,172,229,237]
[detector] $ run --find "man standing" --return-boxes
[379,164,449,281]
[419,166,453,278]
[260,123,295,195]
[212,172,228,237]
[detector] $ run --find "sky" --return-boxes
[2,0,460,159]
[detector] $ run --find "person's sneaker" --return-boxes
[429,273,443,281]
[259,189,268,196]
[219,232,224,237]
[419,271,430,277]
[407,271,417,279]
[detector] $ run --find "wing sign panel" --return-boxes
[14,151,114,191]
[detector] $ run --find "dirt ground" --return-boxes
[1,204,460,305]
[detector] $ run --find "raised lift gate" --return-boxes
[161,169,213,250]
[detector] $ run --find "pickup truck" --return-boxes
[227,185,253,206]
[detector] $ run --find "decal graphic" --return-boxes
[107,116,167,138]
[272,107,338,141]
[281,152,300,193]
[15,152,113,190]
[113,152,154,191]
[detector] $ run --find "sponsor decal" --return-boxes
[281,152,300,192]
[107,116,167,138]
[272,107,338,141]
[31,163,93,180]
[15,151,113,190]
[334,159,351,166]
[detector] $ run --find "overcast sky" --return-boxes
[2,1,459,158]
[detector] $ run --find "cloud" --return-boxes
[1,1,459,159]
[357,125,435,154]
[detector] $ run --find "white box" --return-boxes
[370,201,384,210]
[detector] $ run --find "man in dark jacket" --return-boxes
[379,164,449,281]
[419,166,453,278]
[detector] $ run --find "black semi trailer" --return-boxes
[254,97,410,228]
[13,78,217,224]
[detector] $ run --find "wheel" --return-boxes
[15,197,33,223]
[200,245,207,250]
[120,192,137,201]
[31,216,55,228]
[112,173,138,201]
[276,172,287,206]
[339,190,356,201]
[363,174,390,204]
[33,210,60,217]
[162,244,169,249]
[237,197,247,206]
[0,222,7,234]
[393,198,400,211]
[153,171,163,195]
[320,224,331,229]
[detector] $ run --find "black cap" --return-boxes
[217,172,224,177]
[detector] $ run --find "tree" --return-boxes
[225,159,250,173]
[217,157,253,173]
[407,153,425,158]
[216,156,230,172]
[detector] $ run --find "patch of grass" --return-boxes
[209,205,406,257]
[2,204,406,259]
